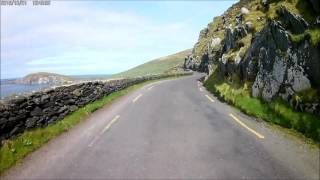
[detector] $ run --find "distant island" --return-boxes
[15,72,73,85]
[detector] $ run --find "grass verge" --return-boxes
[204,73,320,143]
[0,75,189,175]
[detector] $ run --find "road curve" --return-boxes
[2,73,319,180]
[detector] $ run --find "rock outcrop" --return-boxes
[277,6,309,34]
[185,0,320,116]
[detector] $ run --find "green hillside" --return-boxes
[112,49,192,78]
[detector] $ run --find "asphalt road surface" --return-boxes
[2,73,319,180]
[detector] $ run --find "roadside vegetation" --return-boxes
[0,74,191,175]
[204,66,320,143]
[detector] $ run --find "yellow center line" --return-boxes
[132,94,143,103]
[205,94,215,102]
[148,86,154,90]
[229,113,265,139]
[100,115,120,134]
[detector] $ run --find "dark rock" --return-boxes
[10,96,27,105]
[40,94,50,102]
[9,126,22,137]
[223,27,236,52]
[270,21,290,51]
[25,117,39,128]
[236,14,243,25]
[72,89,82,97]
[58,105,68,113]
[66,99,75,105]
[198,27,209,40]
[309,0,320,14]
[245,22,254,33]
[48,116,58,124]
[315,16,320,27]
[184,55,200,70]
[1,111,10,118]
[43,107,57,117]
[234,25,247,40]
[69,105,78,112]
[277,6,309,34]
[30,106,42,116]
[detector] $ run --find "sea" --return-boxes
[0,83,50,99]
[0,74,111,99]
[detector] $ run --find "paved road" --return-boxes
[2,73,319,180]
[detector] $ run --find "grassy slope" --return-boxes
[112,49,192,78]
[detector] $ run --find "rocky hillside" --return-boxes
[113,49,192,78]
[15,72,73,85]
[185,0,320,116]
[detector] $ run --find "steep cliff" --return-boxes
[185,0,320,140]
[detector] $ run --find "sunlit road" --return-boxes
[2,73,319,179]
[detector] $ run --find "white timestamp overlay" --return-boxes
[0,0,51,6]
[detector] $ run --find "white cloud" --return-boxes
[1,1,200,78]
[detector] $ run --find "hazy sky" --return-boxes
[1,1,236,79]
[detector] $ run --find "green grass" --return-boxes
[267,0,315,23]
[112,49,192,79]
[204,72,320,142]
[290,28,320,46]
[0,77,186,175]
[244,10,266,33]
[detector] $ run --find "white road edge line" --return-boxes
[147,86,154,90]
[88,115,120,147]
[199,87,204,92]
[100,115,120,135]
[229,113,265,139]
[88,135,101,147]
[205,94,215,102]
[132,94,143,103]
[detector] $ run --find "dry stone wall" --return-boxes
[0,73,189,141]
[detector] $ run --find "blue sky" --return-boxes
[1,1,236,79]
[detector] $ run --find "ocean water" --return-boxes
[0,84,50,99]
[0,74,111,99]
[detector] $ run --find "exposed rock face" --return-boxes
[184,55,201,70]
[223,26,248,53]
[309,0,320,14]
[224,27,236,52]
[277,6,309,34]
[245,21,254,33]
[241,7,250,15]
[211,38,222,49]
[198,27,209,40]
[0,74,186,142]
[242,20,317,103]
[240,21,289,81]
[185,3,320,116]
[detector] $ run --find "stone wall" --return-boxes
[0,73,190,142]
